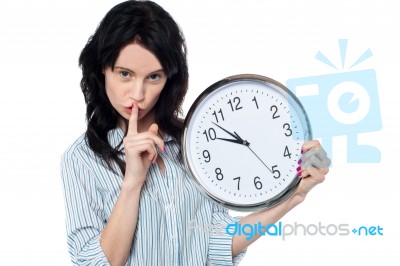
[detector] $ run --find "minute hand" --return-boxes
[212,122,249,146]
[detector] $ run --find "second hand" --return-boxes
[212,121,273,174]
[247,146,272,173]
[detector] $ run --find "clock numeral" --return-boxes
[203,150,211,163]
[203,128,217,142]
[270,105,280,119]
[227,97,243,112]
[283,123,292,136]
[254,176,263,190]
[283,146,292,159]
[215,168,224,181]
[272,165,281,179]
[252,96,259,109]
[233,176,241,190]
[212,108,225,123]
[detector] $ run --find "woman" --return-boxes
[61,1,330,265]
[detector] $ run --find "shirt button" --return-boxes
[165,204,174,210]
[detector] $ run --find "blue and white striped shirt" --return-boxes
[61,127,247,265]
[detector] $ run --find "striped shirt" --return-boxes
[60,127,247,265]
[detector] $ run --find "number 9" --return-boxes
[203,150,211,163]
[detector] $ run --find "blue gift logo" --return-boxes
[286,39,382,163]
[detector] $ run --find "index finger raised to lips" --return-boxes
[128,102,138,135]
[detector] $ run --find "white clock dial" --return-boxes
[182,75,312,211]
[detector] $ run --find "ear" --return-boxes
[102,66,109,75]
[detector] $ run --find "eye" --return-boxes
[148,73,161,82]
[119,71,131,79]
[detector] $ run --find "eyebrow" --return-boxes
[114,66,164,74]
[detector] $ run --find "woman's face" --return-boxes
[104,42,167,131]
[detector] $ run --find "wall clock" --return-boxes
[182,74,312,211]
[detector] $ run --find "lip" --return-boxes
[124,107,132,114]
[124,106,143,114]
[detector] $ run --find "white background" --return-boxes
[1,0,399,265]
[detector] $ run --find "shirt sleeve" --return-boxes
[61,149,111,265]
[207,203,247,266]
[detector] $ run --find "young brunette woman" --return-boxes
[61,1,330,265]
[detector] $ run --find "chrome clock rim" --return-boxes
[182,74,312,211]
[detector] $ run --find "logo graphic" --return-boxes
[188,220,384,241]
[286,39,382,163]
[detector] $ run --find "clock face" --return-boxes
[182,75,312,211]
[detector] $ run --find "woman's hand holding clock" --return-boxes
[296,140,331,197]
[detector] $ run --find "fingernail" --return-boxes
[297,171,302,177]
[163,146,167,153]
[131,102,135,108]
[296,166,301,172]
[298,159,302,165]
[301,149,304,154]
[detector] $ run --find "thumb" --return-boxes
[148,123,159,135]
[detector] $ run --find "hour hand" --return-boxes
[216,137,244,145]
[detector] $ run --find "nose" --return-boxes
[129,79,145,102]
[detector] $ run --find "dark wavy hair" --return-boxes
[79,0,188,175]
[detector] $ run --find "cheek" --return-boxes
[149,85,165,103]
[105,78,123,102]
[105,85,116,100]
[104,77,113,97]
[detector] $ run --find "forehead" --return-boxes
[115,42,163,72]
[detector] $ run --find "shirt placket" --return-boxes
[159,151,179,265]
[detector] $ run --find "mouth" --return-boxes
[125,105,143,113]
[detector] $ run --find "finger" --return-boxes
[148,123,158,135]
[124,132,164,151]
[127,102,138,135]
[148,123,166,152]
[130,141,158,163]
[298,167,309,178]
[299,155,329,179]
[301,148,331,168]
[301,140,322,154]
[302,159,329,176]
[300,167,327,182]
[297,165,313,178]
